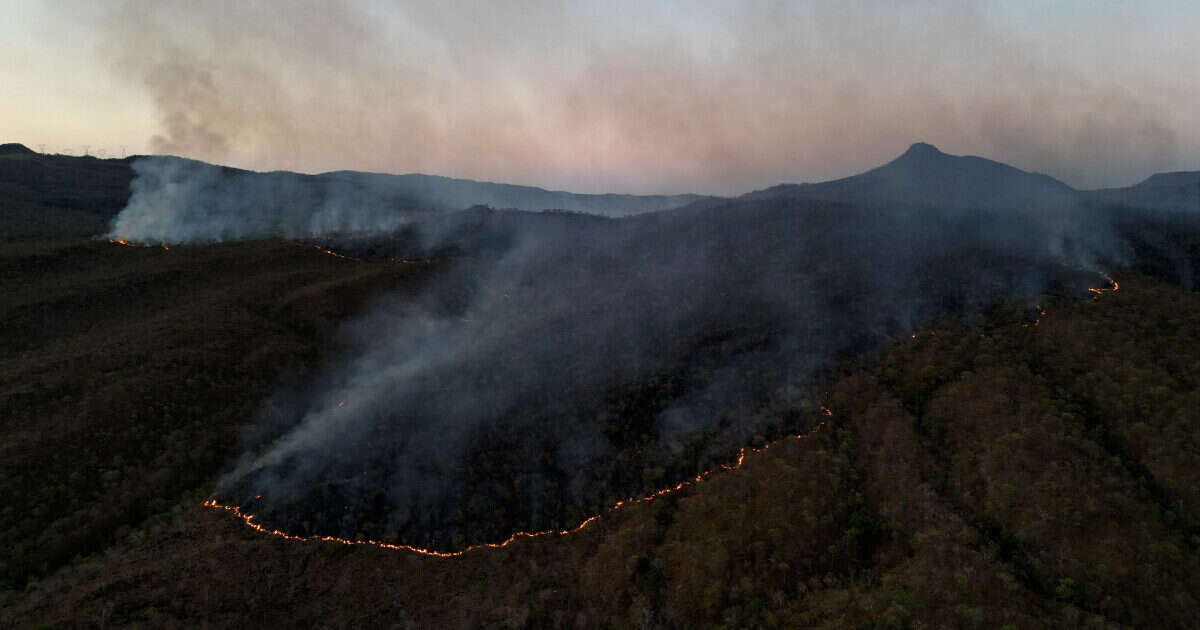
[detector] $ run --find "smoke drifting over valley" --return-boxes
[106,156,707,244]
[101,142,1200,549]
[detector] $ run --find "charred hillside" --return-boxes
[2,145,1200,628]
[6,270,1200,629]
[210,200,1121,552]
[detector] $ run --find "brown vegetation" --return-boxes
[5,269,1198,628]
[0,236,442,594]
[3,148,1198,628]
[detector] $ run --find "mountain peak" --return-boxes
[0,143,36,156]
[888,142,954,169]
[742,141,1076,208]
[900,142,944,158]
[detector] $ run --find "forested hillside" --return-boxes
[3,147,1199,628]
[6,271,1198,629]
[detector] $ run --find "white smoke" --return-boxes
[106,157,417,244]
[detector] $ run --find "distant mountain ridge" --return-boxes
[1082,170,1200,213]
[743,142,1078,210]
[1132,171,1200,190]
[3,139,1198,233]
[320,169,715,216]
[741,142,1200,214]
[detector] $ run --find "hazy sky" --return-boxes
[3,1,1198,194]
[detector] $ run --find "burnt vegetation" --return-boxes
[3,144,1200,628]
[217,199,1115,554]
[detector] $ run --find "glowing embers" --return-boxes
[311,244,359,261]
[1022,304,1049,328]
[108,238,168,250]
[297,241,436,264]
[1088,273,1120,297]
[203,419,829,558]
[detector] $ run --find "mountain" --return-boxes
[0,145,134,239]
[323,170,715,216]
[4,141,1200,629]
[1132,171,1200,190]
[103,155,718,244]
[1084,170,1200,213]
[0,143,36,155]
[744,142,1079,210]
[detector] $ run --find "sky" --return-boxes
[2,0,1198,195]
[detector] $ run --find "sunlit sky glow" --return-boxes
[3,1,1198,194]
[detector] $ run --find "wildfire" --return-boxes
[1088,273,1120,296]
[1023,305,1045,328]
[203,420,828,557]
[312,245,359,261]
[108,238,168,250]
[287,240,437,265]
[202,271,1126,557]
[110,237,436,264]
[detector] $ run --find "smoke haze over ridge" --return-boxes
[105,156,710,244]
[10,1,1198,194]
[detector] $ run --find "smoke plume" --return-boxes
[84,0,1198,194]
[99,138,1200,549]
[98,149,1153,549]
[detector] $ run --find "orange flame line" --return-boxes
[203,270,1123,555]
[204,420,828,557]
[311,245,360,261]
[1088,273,1119,296]
[108,238,168,250]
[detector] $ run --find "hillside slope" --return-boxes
[3,147,1199,628]
[0,238,453,592]
[0,147,133,240]
[6,272,1198,629]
